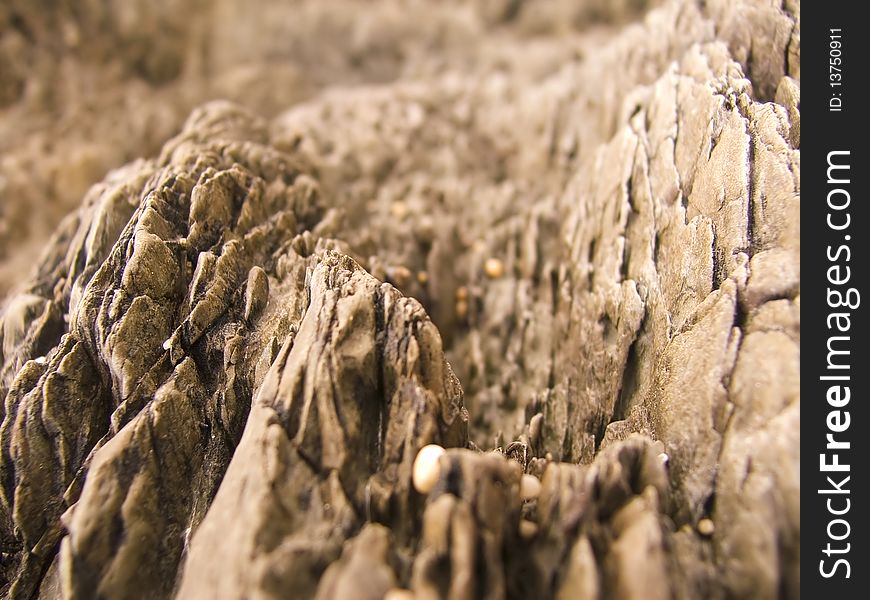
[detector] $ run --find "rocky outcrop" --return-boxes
[1,0,799,598]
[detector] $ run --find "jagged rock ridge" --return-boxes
[0,0,799,598]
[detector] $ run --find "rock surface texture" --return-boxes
[0,0,799,598]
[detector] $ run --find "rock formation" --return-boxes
[0,0,800,598]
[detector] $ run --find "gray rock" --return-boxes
[0,0,800,598]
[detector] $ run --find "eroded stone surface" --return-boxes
[1,0,799,598]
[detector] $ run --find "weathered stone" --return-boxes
[1,0,799,598]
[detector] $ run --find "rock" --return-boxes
[314,524,398,600]
[177,252,467,599]
[1,0,800,598]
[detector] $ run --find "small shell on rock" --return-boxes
[520,474,541,500]
[519,519,539,539]
[484,258,505,279]
[384,589,416,600]
[455,299,468,320]
[698,518,715,537]
[390,201,409,220]
[386,265,412,287]
[413,444,446,494]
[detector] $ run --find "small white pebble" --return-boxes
[520,474,541,500]
[387,265,412,287]
[406,103,425,128]
[698,518,715,537]
[390,202,409,220]
[384,589,416,600]
[658,452,669,466]
[163,338,172,350]
[484,258,505,279]
[413,444,445,494]
[34,356,46,365]
[455,299,468,320]
[519,519,539,539]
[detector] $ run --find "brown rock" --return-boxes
[0,1,800,598]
